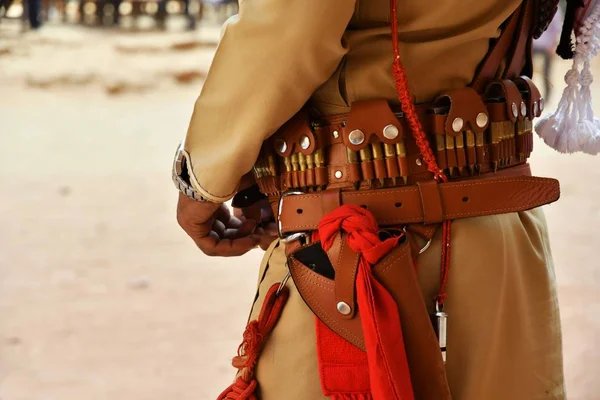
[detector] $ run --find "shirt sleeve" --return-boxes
[182,0,356,202]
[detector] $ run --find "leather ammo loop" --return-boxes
[417,181,444,225]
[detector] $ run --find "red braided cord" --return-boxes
[389,0,446,183]
[436,220,452,306]
[389,0,451,306]
[217,284,290,400]
[217,377,258,400]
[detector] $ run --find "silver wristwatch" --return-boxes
[172,141,208,202]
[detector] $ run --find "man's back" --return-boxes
[313,0,520,115]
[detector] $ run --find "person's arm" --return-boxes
[182,0,357,202]
[176,0,356,256]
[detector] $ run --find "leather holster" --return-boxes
[287,232,451,399]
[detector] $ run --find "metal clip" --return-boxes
[277,190,308,243]
[276,270,292,296]
[435,301,448,364]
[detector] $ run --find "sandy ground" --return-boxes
[0,21,599,400]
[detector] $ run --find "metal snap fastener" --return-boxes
[511,102,519,118]
[299,135,310,150]
[475,112,488,128]
[332,130,340,139]
[539,98,545,111]
[533,101,539,116]
[416,158,423,166]
[275,138,287,153]
[337,301,351,315]
[452,117,464,132]
[334,170,343,179]
[349,129,365,145]
[520,101,527,117]
[383,124,399,140]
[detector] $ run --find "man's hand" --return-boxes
[176,193,260,257]
[233,198,278,251]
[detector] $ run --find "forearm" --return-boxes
[182,0,356,202]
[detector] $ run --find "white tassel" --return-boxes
[536,2,600,155]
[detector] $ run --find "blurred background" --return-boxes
[0,1,598,399]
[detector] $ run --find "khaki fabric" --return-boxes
[183,0,521,201]
[247,209,565,400]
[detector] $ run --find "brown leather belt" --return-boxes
[277,164,559,234]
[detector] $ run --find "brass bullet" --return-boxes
[306,153,315,169]
[282,155,293,190]
[371,142,386,186]
[395,140,408,185]
[359,146,374,187]
[252,164,262,179]
[347,148,361,189]
[465,130,476,174]
[305,153,316,188]
[298,153,308,188]
[384,143,398,186]
[291,153,299,172]
[267,155,277,177]
[347,148,359,164]
[314,149,326,189]
[314,149,325,168]
[283,156,292,173]
[475,130,484,173]
[445,134,458,176]
[298,153,307,171]
[490,122,502,172]
[290,153,300,188]
[455,133,466,176]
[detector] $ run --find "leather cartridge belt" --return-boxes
[252,77,545,196]
[277,164,560,234]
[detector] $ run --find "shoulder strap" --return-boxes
[470,1,535,92]
[503,0,535,79]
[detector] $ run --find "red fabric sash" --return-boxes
[314,204,415,400]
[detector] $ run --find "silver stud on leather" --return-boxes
[416,158,423,166]
[533,101,539,116]
[475,112,488,128]
[275,138,287,153]
[332,130,340,139]
[334,170,343,179]
[337,301,351,315]
[349,129,365,145]
[540,98,545,111]
[299,135,311,150]
[452,117,464,132]
[511,102,519,118]
[383,124,400,140]
[520,101,527,117]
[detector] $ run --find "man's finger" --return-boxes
[258,234,278,250]
[213,219,227,238]
[222,221,257,239]
[193,231,260,257]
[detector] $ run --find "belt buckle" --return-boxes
[277,190,308,244]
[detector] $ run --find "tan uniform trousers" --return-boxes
[246,208,565,400]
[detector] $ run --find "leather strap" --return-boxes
[278,164,560,233]
[471,4,522,93]
[326,233,360,319]
[417,181,443,224]
[503,0,534,79]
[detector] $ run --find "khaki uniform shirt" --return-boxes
[183,0,521,202]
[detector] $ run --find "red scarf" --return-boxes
[313,205,414,400]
